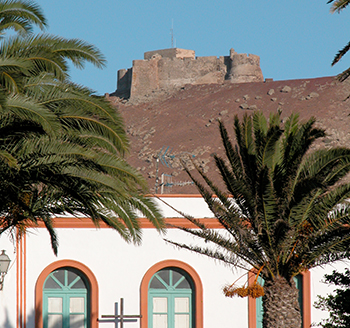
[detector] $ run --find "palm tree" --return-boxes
[0,76,164,254]
[0,1,164,254]
[327,0,350,80]
[167,112,350,328]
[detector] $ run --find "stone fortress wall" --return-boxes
[113,48,264,101]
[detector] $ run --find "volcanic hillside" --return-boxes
[107,76,350,194]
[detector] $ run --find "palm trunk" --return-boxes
[262,275,302,328]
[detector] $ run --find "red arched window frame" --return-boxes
[35,260,99,328]
[140,260,203,328]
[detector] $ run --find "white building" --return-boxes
[0,195,346,328]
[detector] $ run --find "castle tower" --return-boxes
[228,48,264,83]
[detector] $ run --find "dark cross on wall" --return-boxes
[98,298,142,328]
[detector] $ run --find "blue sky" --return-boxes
[34,0,350,95]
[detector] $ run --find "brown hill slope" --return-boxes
[107,76,350,194]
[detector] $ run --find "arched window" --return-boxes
[35,260,99,328]
[140,260,203,328]
[148,268,193,328]
[43,267,89,328]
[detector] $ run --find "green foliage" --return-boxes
[314,269,350,328]
[0,1,164,254]
[327,0,350,81]
[0,0,47,36]
[167,111,350,282]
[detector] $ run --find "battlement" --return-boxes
[113,48,264,101]
[144,48,195,60]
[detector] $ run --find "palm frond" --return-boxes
[337,66,350,82]
[332,40,350,66]
[0,149,17,167]
[5,92,60,135]
[0,0,47,35]
[328,0,350,13]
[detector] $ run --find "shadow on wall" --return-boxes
[2,307,14,328]
[26,306,36,328]
[2,306,36,328]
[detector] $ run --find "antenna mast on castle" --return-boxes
[170,19,174,48]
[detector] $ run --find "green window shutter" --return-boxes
[256,276,264,328]
[294,275,303,327]
[148,268,194,328]
[43,268,89,328]
[256,275,303,328]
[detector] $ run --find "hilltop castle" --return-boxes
[112,48,264,101]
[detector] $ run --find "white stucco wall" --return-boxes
[0,232,17,328]
[153,197,214,218]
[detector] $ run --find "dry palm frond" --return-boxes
[247,283,265,298]
[223,282,264,298]
[223,285,249,298]
[223,264,265,298]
